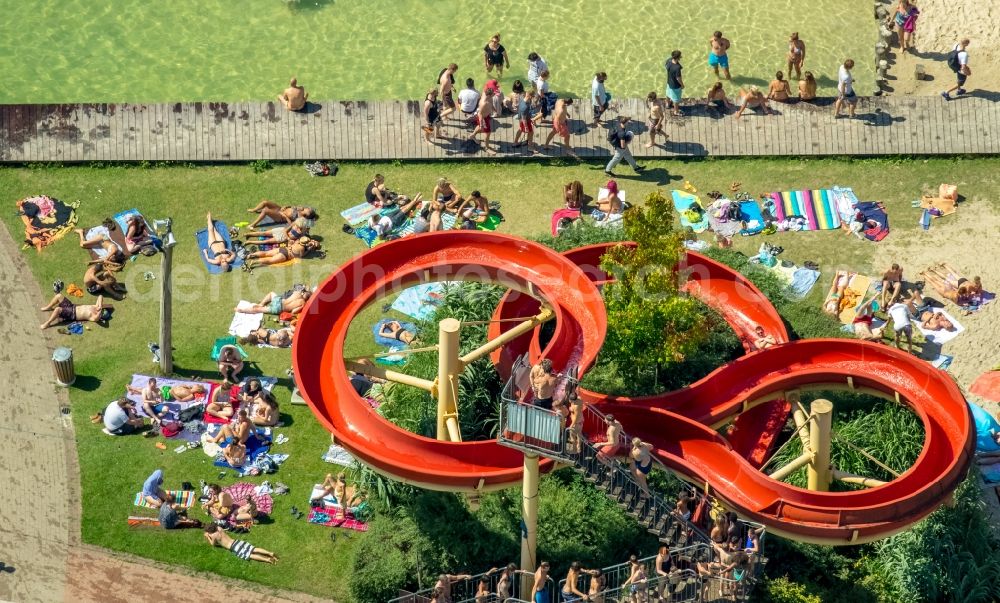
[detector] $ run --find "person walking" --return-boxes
[468,88,497,155]
[645,92,667,148]
[514,90,538,153]
[591,72,610,127]
[787,32,806,79]
[942,39,971,100]
[664,50,684,116]
[708,31,732,80]
[605,116,644,176]
[527,52,548,87]
[438,63,459,120]
[833,59,858,118]
[483,34,510,78]
[543,98,578,159]
[422,88,444,144]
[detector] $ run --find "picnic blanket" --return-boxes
[671,190,709,233]
[916,308,965,344]
[322,443,356,466]
[340,202,381,226]
[920,195,957,217]
[133,490,196,509]
[125,375,215,420]
[354,211,457,248]
[17,196,79,251]
[833,274,873,324]
[769,189,842,230]
[307,508,369,531]
[223,482,274,516]
[706,199,744,238]
[372,319,416,348]
[787,267,821,300]
[82,225,122,260]
[390,283,450,321]
[229,302,264,337]
[113,209,162,249]
[212,435,271,469]
[738,201,766,236]
[857,201,890,241]
[971,371,1000,404]
[196,220,243,273]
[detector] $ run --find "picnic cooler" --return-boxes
[52,346,76,387]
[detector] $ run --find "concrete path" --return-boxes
[0,228,329,602]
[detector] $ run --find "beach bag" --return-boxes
[160,421,183,438]
[946,49,961,72]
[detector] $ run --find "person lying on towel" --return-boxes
[202,212,237,272]
[852,299,885,342]
[39,292,114,329]
[822,270,856,316]
[239,326,294,348]
[379,320,415,344]
[236,288,312,315]
[245,236,321,267]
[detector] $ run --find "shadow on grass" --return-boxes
[71,374,103,392]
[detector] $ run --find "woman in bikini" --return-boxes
[245,236,321,267]
[202,484,235,520]
[767,71,792,102]
[202,212,236,272]
[124,215,156,255]
[645,92,667,148]
[920,310,956,332]
[921,262,974,305]
[787,32,806,80]
[798,72,818,101]
[432,178,463,211]
[243,216,310,246]
[631,438,654,494]
[379,321,415,344]
[246,200,318,228]
[239,326,294,348]
[206,382,235,421]
[203,525,278,564]
[823,270,856,315]
[251,392,280,427]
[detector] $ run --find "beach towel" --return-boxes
[133,490,196,509]
[671,190,709,233]
[229,302,264,337]
[213,436,271,469]
[920,195,957,217]
[971,371,1000,404]
[856,201,890,241]
[706,199,744,238]
[127,515,161,528]
[82,225,121,260]
[963,291,996,313]
[373,319,417,348]
[834,275,872,324]
[125,375,215,421]
[355,211,456,248]
[340,202,381,227]
[211,336,248,361]
[322,443,356,466]
[768,189,842,230]
[831,187,860,224]
[929,354,954,371]
[683,240,710,251]
[916,308,965,344]
[390,283,449,321]
[196,220,243,274]
[307,508,369,531]
[17,196,78,251]
[787,267,821,300]
[202,376,278,425]
[222,482,274,516]
[113,209,162,250]
[968,402,1000,452]
[738,201,766,236]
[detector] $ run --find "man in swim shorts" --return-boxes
[888,298,915,353]
[203,525,278,564]
[530,358,559,409]
[594,414,624,464]
[468,88,497,155]
[533,562,551,603]
[39,293,113,329]
[665,50,684,116]
[277,77,308,112]
[709,31,732,80]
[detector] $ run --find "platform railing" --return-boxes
[389,570,551,603]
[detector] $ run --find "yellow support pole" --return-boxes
[807,399,833,491]
[832,469,887,488]
[437,318,462,442]
[344,361,435,391]
[520,453,539,579]
[769,451,813,482]
[459,307,554,367]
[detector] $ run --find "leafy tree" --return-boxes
[599,190,711,367]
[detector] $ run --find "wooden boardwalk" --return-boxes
[2,95,1000,163]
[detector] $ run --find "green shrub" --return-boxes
[531,218,627,253]
[759,576,824,603]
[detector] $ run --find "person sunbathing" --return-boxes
[921,263,976,306]
[206,382,235,420]
[236,289,312,315]
[251,393,280,427]
[245,237,321,266]
[83,264,126,300]
[202,212,236,272]
[822,270,855,315]
[217,345,244,383]
[243,217,310,246]
[204,525,278,564]
[596,181,625,226]
[124,214,157,256]
[752,325,776,349]
[202,483,235,520]
[240,326,294,348]
[75,227,127,267]
[920,310,956,332]
[379,321,415,344]
[880,263,904,307]
[39,293,113,329]
[126,377,168,424]
[164,383,207,403]
[368,194,424,239]
[235,499,258,523]
[852,299,885,342]
[246,200,318,228]
[210,409,254,445]
[312,473,362,518]
[223,439,248,468]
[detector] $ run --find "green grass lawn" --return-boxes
[3,156,999,599]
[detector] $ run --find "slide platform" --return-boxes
[294,232,973,545]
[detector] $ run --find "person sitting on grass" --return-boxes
[235,498,259,523]
[39,293,113,329]
[206,381,236,421]
[379,320,415,344]
[433,178,464,212]
[158,500,202,530]
[751,325,777,350]
[141,469,177,509]
[202,212,236,272]
[595,180,625,226]
[852,298,885,342]
[202,483,235,520]
[239,379,265,406]
[453,191,491,224]
[251,391,280,427]
[83,264,125,300]
[243,217,311,246]
[223,438,248,468]
[368,194,425,240]
[124,214,157,256]
[734,86,772,120]
[880,263,904,307]
[102,397,147,436]
[236,289,312,315]
[311,472,363,517]
[210,409,254,446]
[245,236,322,266]
[246,201,318,228]
[217,345,244,383]
[204,524,278,564]
[239,326,294,348]
[126,377,168,425]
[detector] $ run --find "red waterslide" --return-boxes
[294,232,973,544]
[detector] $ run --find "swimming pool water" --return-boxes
[0,0,874,103]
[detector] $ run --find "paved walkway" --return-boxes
[0,228,329,602]
[2,94,1000,163]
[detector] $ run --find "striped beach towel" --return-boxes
[307,508,369,531]
[355,212,456,248]
[769,190,842,231]
[340,202,381,226]
[133,490,196,508]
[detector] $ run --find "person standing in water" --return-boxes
[708,31,732,80]
[787,32,806,79]
[483,33,510,78]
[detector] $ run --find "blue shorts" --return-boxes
[666,87,682,103]
[534,591,550,603]
[709,53,729,69]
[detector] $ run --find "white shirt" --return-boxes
[888,303,911,330]
[527,57,548,83]
[592,78,607,106]
[838,65,854,95]
[535,77,549,95]
[104,401,129,431]
[373,215,393,237]
[457,88,481,113]
[954,43,969,66]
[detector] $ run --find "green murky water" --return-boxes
[0,0,874,103]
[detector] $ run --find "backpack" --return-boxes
[606,127,619,145]
[946,48,961,72]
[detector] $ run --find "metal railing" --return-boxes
[390,571,552,603]
[556,543,711,596]
[498,401,572,460]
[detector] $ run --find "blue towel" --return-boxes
[738,201,766,236]
[391,283,446,321]
[920,209,931,230]
[354,226,379,247]
[787,268,821,300]
[372,319,417,348]
[195,220,243,274]
[112,209,163,248]
[213,435,270,468]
